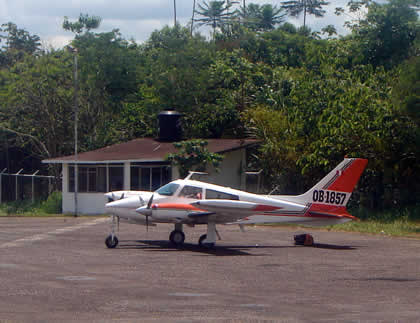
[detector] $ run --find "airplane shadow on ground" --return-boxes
[116,240,358,256]
[311,243,359,250]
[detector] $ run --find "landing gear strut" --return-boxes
[198,222,218,248]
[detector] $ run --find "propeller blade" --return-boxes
[120,193,125,200]
[139,195,145,206]
[147,194,154,209]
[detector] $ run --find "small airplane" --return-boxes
[104,158,368,249]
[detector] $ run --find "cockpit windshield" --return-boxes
[156,183,180,196]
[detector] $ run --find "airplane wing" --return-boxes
[192,199,283,214]
[191,200,357,226]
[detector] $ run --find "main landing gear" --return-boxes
[198,222,219,248]
[169,223,185,246]
[105,218,221,249]
[169,222,219,248]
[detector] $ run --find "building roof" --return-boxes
[43,138,260,164]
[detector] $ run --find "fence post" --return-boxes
[31,170,39,203]
[15,169,23,201]
[0,168,6,204]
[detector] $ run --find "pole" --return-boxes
[31,170,39,203]
[174,0,177,26]
[15,169,23,201]
[191,0,196,36]
[0,168,6,204]
[73,48,79,217]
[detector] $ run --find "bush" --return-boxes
[39,191,62,214]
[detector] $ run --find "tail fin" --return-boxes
[294,158,368,207]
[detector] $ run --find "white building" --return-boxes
[43,138,259,215]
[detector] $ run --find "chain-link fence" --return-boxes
[0,169,60,203]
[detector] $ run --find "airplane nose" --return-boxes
[105,200,118,211]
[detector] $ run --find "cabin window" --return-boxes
[205,189,239,200]
[156,183,180,196]
[179,186,203,199]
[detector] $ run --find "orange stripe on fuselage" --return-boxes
[152,203,204,212]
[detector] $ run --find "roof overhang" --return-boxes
[42,138,260,165]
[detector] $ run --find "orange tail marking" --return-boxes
[327,158,368,193]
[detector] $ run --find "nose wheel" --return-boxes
[105,215,119,248]
[105,234,119,248]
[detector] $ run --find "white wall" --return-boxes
[203,149,246,190]
[61,163,108,215]
[62,191,108,215]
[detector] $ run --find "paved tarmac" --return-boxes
[0,216,419,322]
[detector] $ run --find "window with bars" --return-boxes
[68,164,123,193]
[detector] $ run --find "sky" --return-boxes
[0,0,366,49]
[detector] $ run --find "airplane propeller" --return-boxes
[107,192,125,203]
[139,195,145,207]
[144,194,154,231]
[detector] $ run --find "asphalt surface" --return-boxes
[0,216,419,322]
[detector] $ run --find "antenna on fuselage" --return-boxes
[184,171,208,180]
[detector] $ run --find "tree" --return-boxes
[62,13,102,35]
[259,4,286,31]
[321,24,337,37]
[70,30,141,149]
[238,3,285,31]
[281,0,330,27]
[347,0,420,67]
[166,140,224,178]
[0,50,75,178]
[195,0,235,38]
[0,22,41,66]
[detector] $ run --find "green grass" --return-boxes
[331,218,420,237]
[330,206,420,238]
[264,205,420,238]
[0,191,62,217]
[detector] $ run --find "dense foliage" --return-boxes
[0,1,418,211]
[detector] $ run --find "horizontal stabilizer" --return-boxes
[308,210,358,221]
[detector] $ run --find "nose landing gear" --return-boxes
[105,215,119,248]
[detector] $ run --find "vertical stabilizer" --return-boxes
[288,158,368,207]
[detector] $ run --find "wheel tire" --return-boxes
[169,230,185,246]
[198,234,214,249]
[198,234,207,247]
[105,235,118,248]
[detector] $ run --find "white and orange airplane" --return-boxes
[104,158,368,248]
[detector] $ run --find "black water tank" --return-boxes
[158,110,182,142]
